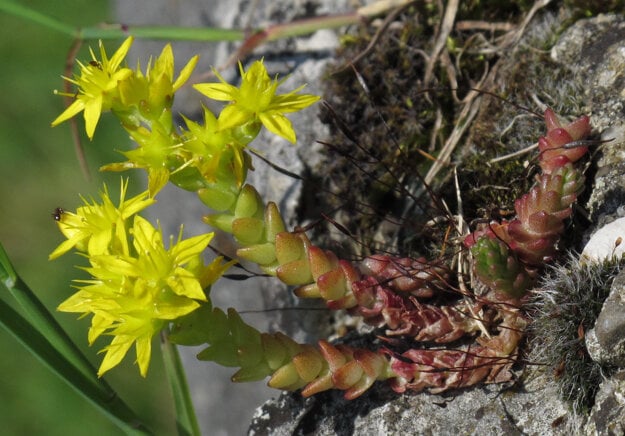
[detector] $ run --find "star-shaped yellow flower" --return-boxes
[49,179,155,260]
[194,60,320,143]
[182,106,250,186]
[51,37,134,139]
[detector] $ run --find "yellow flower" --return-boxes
[117,43,199,126]
[194,60,320,143]
[49,179,155,260]
[51,37,134,139]
[182,106,250,186]
[101,123,181,196]
[58,215,231,376]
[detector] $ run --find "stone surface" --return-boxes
[582,216,625,262]
[585,370,625,436]
[586,270,625,367]
[250,373,572,435]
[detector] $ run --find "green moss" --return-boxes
[308,6,450,258]
[564,0,625,16]
[306,3,591,267]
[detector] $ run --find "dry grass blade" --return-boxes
[424,87,483,185]
[423,0,459,85]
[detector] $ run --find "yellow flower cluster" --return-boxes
[52,181,232,376]
[52,37,198,139]
[53,37,319,199]
[50,38,320,377]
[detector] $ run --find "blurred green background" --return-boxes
[0,1,174,434]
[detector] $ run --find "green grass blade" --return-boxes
[161,331,200,436]
[0,242,150,433]
[0,1,243,42]
[0,294,151,434]
[0,0,75,36]
[0,242,98,383]
[79,25,244,42]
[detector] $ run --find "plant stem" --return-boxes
[78,25,244,42]
[1,0,412,45]
[161,330,201,436]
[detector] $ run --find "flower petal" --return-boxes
[259,112,296,143]
[270,93,320,113]
[194,81,238,101]
[173,55,199,91]
[108,36,134,72]
[217,104,252,131]
[83,95,103,139]
[135,335,152,377]
[98,335,134,377]
[51,99,85,127]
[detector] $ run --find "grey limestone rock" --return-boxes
[586,270,625,367]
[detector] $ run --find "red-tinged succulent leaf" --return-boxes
[307,245,338,280]
[274,332,304,357]
[543,107,561,130]
[234,184,263,218]
[326,293,357,309]
[276,259,313,285]
[237,242,277,265]
[344,376,375,400]
[293,282,321,298]
[539,109,590,174]
[268,362,300,389]
[566,115,591,139]
[232,216,264,244]
[332,360,363,390]
[301,373,334,397]
[318,340,349,370]
[354,349,387,378]
[292,346,324,382]
[542,109,591,141]
[274,231,306,264]
[545,127,574,146]
[514,211,563,239]
[389,345,516,394]
[316,268,349,301]
[359,254,448,297]
[264,201,286,240]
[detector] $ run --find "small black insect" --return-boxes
[52,207,64,221]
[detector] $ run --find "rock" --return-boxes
[585,370,625,436]
[586,270,625,367]
[582,216,625,262]
[249,375,572,435]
